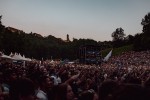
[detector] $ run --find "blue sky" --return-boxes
[0,0,150,41]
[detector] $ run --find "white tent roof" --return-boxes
[0,52,32,62]
[11,53,31,61]
[1,54,12,59]
[11,53,22,60]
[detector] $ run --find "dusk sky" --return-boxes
[0,0,150,41]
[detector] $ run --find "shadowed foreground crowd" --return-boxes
[0,50,150,100]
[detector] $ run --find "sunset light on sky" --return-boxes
[0,0,150,41]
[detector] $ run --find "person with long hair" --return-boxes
[79,89,98,100]
[53,83,75,100]
[9,78,36,100]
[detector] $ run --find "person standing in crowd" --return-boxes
[36,75,54,100]
[9,78,37,100]
[78,89,98,100]
[53,83,76,100]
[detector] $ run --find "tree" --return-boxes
[141,12,150,35]
[111,27,125,41]
[140,12,150,50]
[0,15,2,25]
[111,28,126,47]
[125,34,134,44]
[0,15,5,50]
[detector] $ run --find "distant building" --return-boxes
[64,34,70,42]
[67,34,70,42]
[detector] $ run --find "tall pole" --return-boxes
[51,56,53,60]
[84,47,86,64]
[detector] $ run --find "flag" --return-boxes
[103,49,112,62]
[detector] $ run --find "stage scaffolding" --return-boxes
[79,45,102,65]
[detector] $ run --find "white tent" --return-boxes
[9,52,14,57]
[50,60,54,63]
[22,55,32,61]
[11,53,31,61]
[11,53,22,60]
[25,58,32,61]
[1,54,12,59]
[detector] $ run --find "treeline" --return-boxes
[0,20,102,60]
[111,12,150,51]
[0,12,149,60]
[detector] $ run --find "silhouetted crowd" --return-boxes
[0,50,150,100]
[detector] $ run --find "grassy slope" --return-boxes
[102,44,133,58]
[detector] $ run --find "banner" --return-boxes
[103,49,112,62]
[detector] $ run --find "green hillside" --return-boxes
[102,44,133,58]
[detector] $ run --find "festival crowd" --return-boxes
[0,50,150,100]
